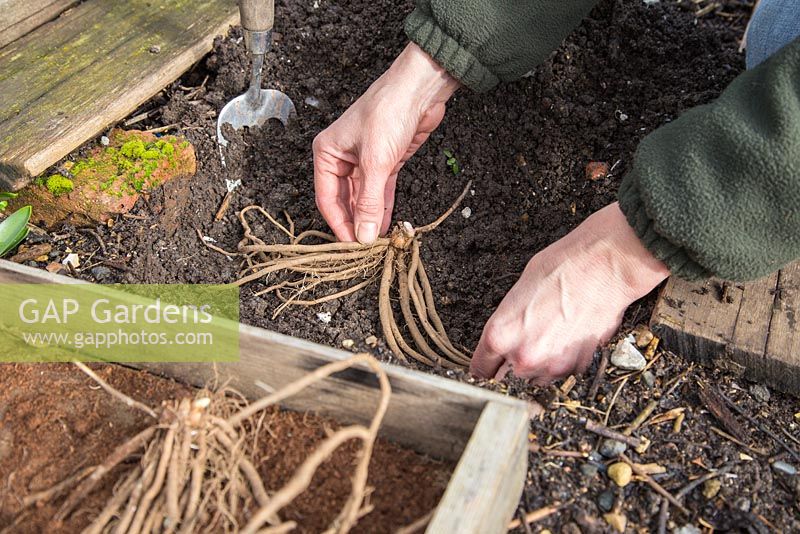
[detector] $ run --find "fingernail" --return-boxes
[355,222,378,244]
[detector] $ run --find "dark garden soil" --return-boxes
[0,363,451,532]
[7,0,800,531]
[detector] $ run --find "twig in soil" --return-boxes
[24,355,394,533]
[77,228,107,255]
[529,443,587,458]
[619,454,689,515]
[587,347,610,401]
[506,500,572,530]
[658,461,736,533]
[584,419,641,449]
[716,387,800,463]
[662,363,694,397]
[215,190,234,221]
[696,380,747,441]
[709,426,768,456]
[624,400,658,436]
[603,376,628,425]
[212,182,474,370]
[121,212,149,220]
[143,123,180,134]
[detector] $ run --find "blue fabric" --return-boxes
[746,0,800,69]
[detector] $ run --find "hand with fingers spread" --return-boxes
[469,203,670,384]
[313,42,460,244]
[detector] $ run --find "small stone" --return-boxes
[316,312,332,324]
[607,462,632,487]
[603,512,627,533]
[62,253,80,268]
[632,324,654,348]
[46,262,63,273]
[642,370,656,388]
[772,461,797,476]
[702,478,721,499]
[461,207,472,219]
[100,135,110,146]
[149,44,161,54]
[735,497,751,512]
[341,339,355,349]
[749,384,771,403]
[599,439,627,458]
[304,96,321,108]
[596,490,615,512]
[364,335,378,347]
[585,161,609,181]
[580,463,599,478]
[673,525,701,534]
[91,265,112,281]
[611,339,647,371]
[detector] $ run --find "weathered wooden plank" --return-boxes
[0,0,238,190]
[651,265,800,396]
[428,400,528,534]
[0,0,77,49]
[764,263,800,394]
[650,277,742,366]
[0,259,528,461]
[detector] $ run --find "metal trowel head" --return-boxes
[216,51,295,148]
[216,88,295,147]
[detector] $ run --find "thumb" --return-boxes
[353,163,390,244]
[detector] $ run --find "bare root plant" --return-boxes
[205,181,473,370]
[21,357,391,534]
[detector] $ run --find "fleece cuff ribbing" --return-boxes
[404,8,499,93]
[618,171,711,281]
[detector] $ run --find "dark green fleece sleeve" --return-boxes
[404,1,599,92]
[619,37,800,281]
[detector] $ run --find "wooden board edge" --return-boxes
[0,257,522,409]
[24,9,239,179]
[0,259,530,459]
[0,0,77,50]
[427,400,529,534]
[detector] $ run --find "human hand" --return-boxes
[313,43,460,243]
[470,202,670,384]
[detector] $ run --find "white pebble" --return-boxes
[610,338,646,371]
[461,207,472,219]
[225,178,241,192]
[100,135,110,146]
[304,96,320,108]
[316,312,332,324]
[61,253,80,269]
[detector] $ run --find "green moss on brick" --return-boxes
[46,175,74,196]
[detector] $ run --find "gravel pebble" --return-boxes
[611,339,647,370]
[772,461,797,476]
[599,439,627,458]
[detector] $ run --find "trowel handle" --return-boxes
[239,0,274,33]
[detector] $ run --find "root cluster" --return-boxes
[21,357,390,534]
[206,181,473,370]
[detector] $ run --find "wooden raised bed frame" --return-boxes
[0,259,529,533]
